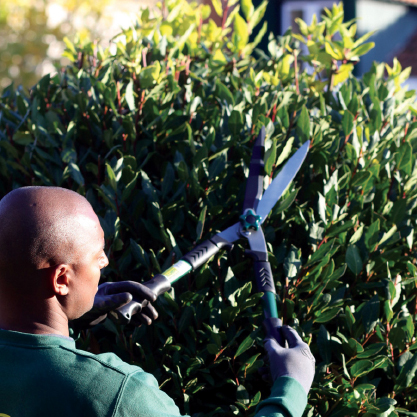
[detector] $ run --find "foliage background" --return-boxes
[2,1,417,416]
[0,0,151,89]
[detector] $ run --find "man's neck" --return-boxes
[0,295,70,337]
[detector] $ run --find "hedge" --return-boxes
[1,2,417,416]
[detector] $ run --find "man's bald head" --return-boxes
[0,187,97,279]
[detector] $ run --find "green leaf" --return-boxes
[389,327,406,351]
[384,300,393,322]
[349,224,364,244]
[236,385,250,405]
[345,305,355,334]
[196,205,207,241]
[168,24,195,58]
[284,245,301,278]
[333,64,353,86]
[396,352,417,388]
[209,151,227,180]
[130,238,150,269]
[370,397,396,414]
[162,163,175,199]
[224,6,240,29]
[396,141,413,175]
[276,137,294,167]
[61,148,77,164]
[318,192,327,224]
[265,142,277,176]
[241,0,254,20]
[351,171,372,188]
[345,338,364,356]
[149,248,161,273]
[234,334,254,358]
[306,240,336,267]
[379,225,397,246]
[251,21,267,49]
[352,31,376,49]
[296,106,310,142]
[346,245,362,275]
[274,188,299,215]
[228,110,243,136]
[350,360,373,377]
[249,390,261,407]
[13,132,33,146]
[365,219,380,251]
[125,79,136,111]
[106,162,117,192]
[406,314,415,340]
[391,198,407,226]
[186,123,196,156]
[362,294,380,333]
[141,170,159,202]
[317,325,331,363]
[350,42,375,58]
[356,343,385,358]
[326,219,356,238]
[207,344,220,354]
[248,0,267,33]
[179,306,195,333]
[68,162,85,186]
[211,0,223,17]
[122,171,139,201]
[216,80,235,105]
[94,185,116,211]
[139,62,161,89]
[407,260,417,276]
[221,306,240,325]
[233,13,249,50]
[342,110,354,136]
[314,307,340,323]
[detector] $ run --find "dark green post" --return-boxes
[343,0,356,23]
[250,0,283,53]
[343,0,357,74]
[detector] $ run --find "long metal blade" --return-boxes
[217,222,241,243]
[243,127,265,212]
[257,140,310,223]
[247,228,267,254]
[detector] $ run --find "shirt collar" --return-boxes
[0,328,76,348]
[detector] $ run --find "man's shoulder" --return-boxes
[62,343,143,377]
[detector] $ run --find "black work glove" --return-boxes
[71,281,158,330]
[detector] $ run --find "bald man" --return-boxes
[0,186,314,417]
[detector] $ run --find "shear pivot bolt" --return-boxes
[240,209,262,231]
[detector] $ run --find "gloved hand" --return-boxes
[71,281,158,329]
[262,319,315,395]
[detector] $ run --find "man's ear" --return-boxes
[51,264,72,296]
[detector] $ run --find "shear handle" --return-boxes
[113,274,172,324]
[181,235,233,270]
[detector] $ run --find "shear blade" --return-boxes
[242,126,265,213]
[257,140,310,223]
[217,222,241,244]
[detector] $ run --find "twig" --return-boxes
[221,0,229,31]
[294,51,299,95]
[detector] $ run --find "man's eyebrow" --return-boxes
[98,241,105,253]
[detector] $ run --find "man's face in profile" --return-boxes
[68,211,109,319]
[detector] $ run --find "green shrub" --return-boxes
[1,2,417,415]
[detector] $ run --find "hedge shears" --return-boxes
[114,127,310,324]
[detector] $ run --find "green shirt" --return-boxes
[0,329,307,417]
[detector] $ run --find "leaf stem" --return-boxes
[221,0,229,31]
[294,51,299,95]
